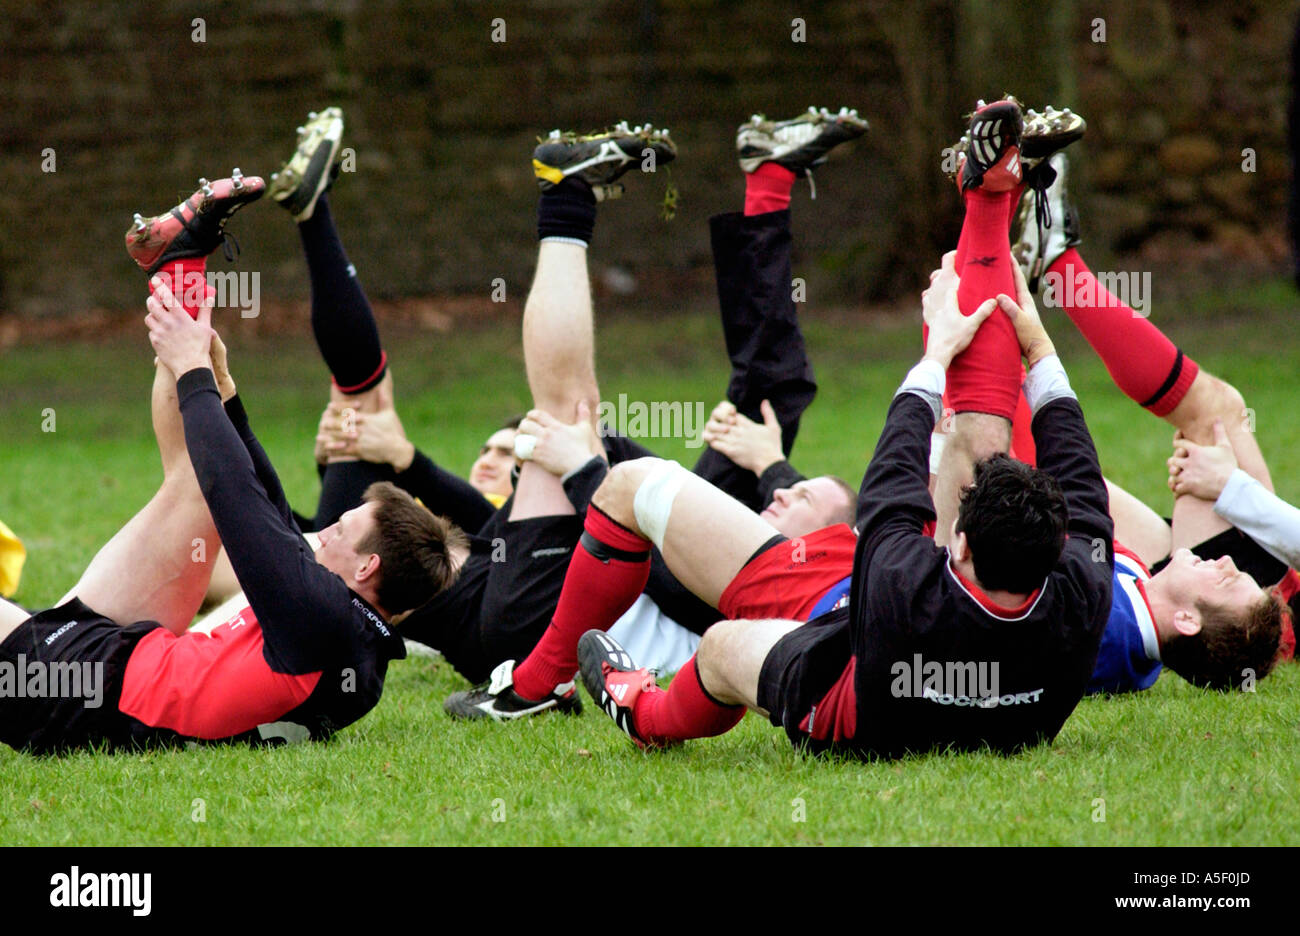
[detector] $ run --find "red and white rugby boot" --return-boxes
[952,97,1024,194]
[578,630,674,750]
[126,170,265,276]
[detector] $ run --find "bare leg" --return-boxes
[694,617,803,712]
[60,363,222,635]
[1105,478,1172,568]
[0,597,28,645]
[593,458,781,608]
[1166,373,1270,550]
[932,413,1011,546]
[511,240,603,522]
[200,546,242,611]
[523,242,600,421]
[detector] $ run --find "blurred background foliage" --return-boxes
[0,0,1293,318]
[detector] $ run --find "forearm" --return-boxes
[178,370,342,641]
[1215,469,1300,569]
[1025,358,1112,549]
[397,449,496,533]
[857,365,943,540]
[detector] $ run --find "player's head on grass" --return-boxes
[953,453,1068,595]
[1152,549,1284,691]
[315,481,470,618]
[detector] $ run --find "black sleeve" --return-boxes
[223,394,295,530]
[396,448,495,534]
[756,459,807,508]
[177,369,355,672]
[855,392,939,572]
[1030,396,1114,560]
[561,456,609,514]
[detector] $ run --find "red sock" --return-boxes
[1047,248,1198,416]
[511,506,651,700]
[633,656,745,743]
[1009,384,1037,466]
[956,189,1016,312]
[150,258,209,320]
[944,189,1022,420]
[744,162,797,216]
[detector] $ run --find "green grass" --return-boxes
[2,281,1299,845]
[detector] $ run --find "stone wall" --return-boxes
[0,0,1293,317]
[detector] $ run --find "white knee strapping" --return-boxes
[632,461,689,551]
[929,431,947,477]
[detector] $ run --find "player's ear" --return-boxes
[950,527,969,562]
[1172,608,1202,638]
[355,553,381,584]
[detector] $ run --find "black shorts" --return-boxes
[756,607,853,754]
[401,510,584,684]
[476,512,585,671]
[0,599,160,755]
[1150,524,1289,586]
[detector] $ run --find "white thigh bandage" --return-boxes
[632,461,689,551]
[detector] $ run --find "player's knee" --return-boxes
[952,413,1011,463]
[594,457,690,548]
[1180,373,1247,439]
[696,620,745,698]
[592,457,659,528]
[1204,374,1246,424]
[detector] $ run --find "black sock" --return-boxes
[537,178,597,244]
[298,193,388,393]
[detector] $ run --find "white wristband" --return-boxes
[1023,354,1076,413]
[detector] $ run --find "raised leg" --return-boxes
[59,363,222,634]
[691,209,817,509]
[507,457,780,702]
[510,233,602,522]
[1167,374,1273,551]
[932,412,1011,545]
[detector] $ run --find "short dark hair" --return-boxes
[1161,591,1284,691]
[824,475,858,528]
[357,482,468,615]
[500,414,524,431]
[955,453,1067,594]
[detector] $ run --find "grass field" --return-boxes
[1,281,1299,846]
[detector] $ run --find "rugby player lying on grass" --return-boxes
[481,99,1111,759]
[0,181,463,754]
[190,110,691,681]
[195,107,520,611]
[192,106,866,709]
[566,246,1115,757]
[996,151,1286,692]
[435,107,876,717]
